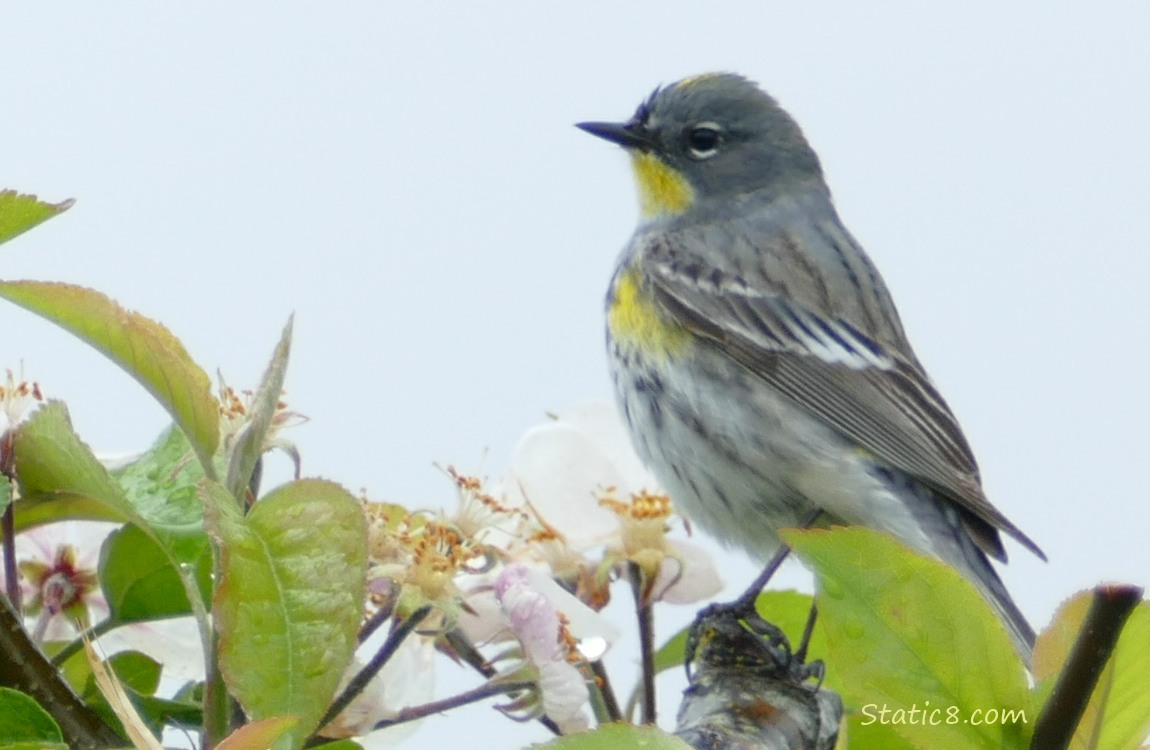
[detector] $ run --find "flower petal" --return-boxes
[557,400,660,494]
[500,422,621,549]
[652,540,724,605]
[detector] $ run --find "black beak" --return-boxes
[576,119,653,150]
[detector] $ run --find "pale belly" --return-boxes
[608,341,941,562]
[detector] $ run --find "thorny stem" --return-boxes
[590,659,623,723]
[318,605,433,730]
[630,561,657,725]
[372,679,537,732]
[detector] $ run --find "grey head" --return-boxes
[578,73,825,201]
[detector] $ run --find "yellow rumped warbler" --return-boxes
[578,73,1044,659]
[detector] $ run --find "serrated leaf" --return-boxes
[109,425,219,575]
[13,405,208,548]
[0,687,63,742]
[0,190,73,246]
[1033,592,1150,750]
[225,316,293,499]
[530,723,693,750]
[216,717,299,750]
[784,527,1032,750]
[203,478,367,750]
[14,407,211,656]
[13,401,134,525]
[0,280,218,473]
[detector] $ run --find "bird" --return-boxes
[577,72,1044,660]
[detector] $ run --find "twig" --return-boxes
[443,627,495,677]
[358,598,395,645]
[589,658,623,723]
[630,561,657,725]
[319,605,432,730]
[441,626,562,735]
[1030,584,1143,750]
[372,679,536,731]
[203,631,231,748]
[0,595,122,748]
[1,432,19,611]
[1,502,17,611]
[51,617,119,666]
[794,603,819,664]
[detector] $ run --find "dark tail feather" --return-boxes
[953,511,1036,664]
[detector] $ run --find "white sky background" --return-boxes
[3,3,1149,747]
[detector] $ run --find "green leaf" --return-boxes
[0,281,218,473]
[14,408,212,656]
[0,476,10,517]
[1033,592,1150,750]
[100,515,209,623]
[784,527,1032,750]
[752,589,819,639]
[204,478,367,750]
[0,687,63,743]
[845,713,920,750]
[131,692,202,734]
[13,401,134,526]
[84,651,162,700]
[81,651,165,739]
[653,626,690,675]
[109,425,218,576]
[225,316,293,499]
[0,190,73,246]
[529,723,692,750]
[216,717,299,750]
[14,406,210,550]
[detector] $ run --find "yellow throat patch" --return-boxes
[607,267,690,358]
[629,151,694,219]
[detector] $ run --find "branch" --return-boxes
[319,605,432,730]
[630,561,657,724]
[0,596,122,749]
[1030,584,1143,750]
[372,679,536,731]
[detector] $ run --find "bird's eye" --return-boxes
[686,123,722,159]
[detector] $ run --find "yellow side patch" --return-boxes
[629,151,694,219]
[608,267,690,358]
